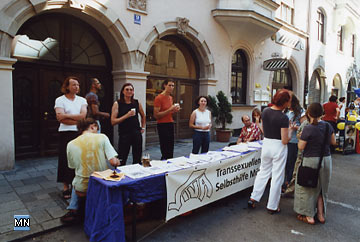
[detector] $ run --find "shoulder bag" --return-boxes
[297,123,329,188]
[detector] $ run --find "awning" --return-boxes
[263,58,288,71]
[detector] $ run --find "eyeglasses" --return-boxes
[125,88,134,91]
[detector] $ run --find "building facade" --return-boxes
[0,0,358,170]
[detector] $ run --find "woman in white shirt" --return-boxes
[338,97,346,120]
[189,96,212,154]
[54,76,87,199]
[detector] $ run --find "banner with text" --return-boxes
[165,150,261,221]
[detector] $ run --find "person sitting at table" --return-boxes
[236,114,261,144]
[60,118,120,224]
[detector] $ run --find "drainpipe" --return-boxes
[304,0,312,109]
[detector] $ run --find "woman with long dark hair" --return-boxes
[111,83,146,165]
[248,89,295,213]
[284,93,304,189]
[295,103,336,224]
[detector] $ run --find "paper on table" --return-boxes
[92,169,125,181]
[167,156,193,168]
[247,141,262,148]
[150,160,168,167]
[117,164,153,179]
[222,143,249,152]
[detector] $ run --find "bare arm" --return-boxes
[281,127,293,145]
[298,139,307,150]
[330,133,336,146]
[110,101,135,126]
[154,105,180,120]
[335,107,340,120]
[55,105,87,124]
[90,104,110,119]
[138,103,146,133]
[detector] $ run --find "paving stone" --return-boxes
[18,193,37,203]
[28,170,52,178]
[34,193,50,200]
[36,164,56,171]
[0,192,19,204]
[40,218,63,231]
[0,179,9,186]
[14,184,42,195]
[19,167,37,173]
[39,180,58,189]
[0,223,13,234]
[31,210,52,223]
[0,224,43,242]
[8,180,24,188]
[5,173,31,181]
[0,208,29,227]
[46,206,67,219]
[25,198,58,212]
[22,176,48,185]
[0,185,13,194]
[0,200,25,214]
[0,170,16,176]
[45,174,57,182]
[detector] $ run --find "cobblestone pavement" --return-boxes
[0,137,237,241]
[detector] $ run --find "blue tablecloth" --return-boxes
[84,146,260,241]
[84,173,166,242]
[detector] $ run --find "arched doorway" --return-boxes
[12,13,113,158]
[332,74,342,97]
[347,78,357,105]
[144,36,199,144]
[308,70,322,104]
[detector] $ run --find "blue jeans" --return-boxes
[192,131,210,154]
[66,188,78,210]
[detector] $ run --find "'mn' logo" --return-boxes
[14,215,30,231]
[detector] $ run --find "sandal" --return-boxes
[267,208,281,215]
[297,214,315,225]
[62,189,71,200]
[315,213,326,224]
[247,199,257,209]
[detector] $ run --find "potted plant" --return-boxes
[208,91,233,142]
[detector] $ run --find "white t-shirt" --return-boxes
[339,102,346,119]
[54,95,87,131]
[194,109,211,132]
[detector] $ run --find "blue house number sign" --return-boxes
[134,14,141,25]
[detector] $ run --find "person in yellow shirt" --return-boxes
[61,118,120,223]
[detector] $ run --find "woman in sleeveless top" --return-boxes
[111,83,145,165]
[248,89,296,214]
[189,96,212,154]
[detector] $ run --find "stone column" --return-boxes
[112,70,149,151]
[199,78,217,96]
[0,57,17,170]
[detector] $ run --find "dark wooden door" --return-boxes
[13,67,40,157]
[14,64,113,158]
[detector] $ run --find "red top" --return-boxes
[323,102,338,122]
[239,123,261,142]
[154,94,174,123]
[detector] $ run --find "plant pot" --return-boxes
[216,129,232,142]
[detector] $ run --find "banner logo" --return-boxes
[168,169,213,211]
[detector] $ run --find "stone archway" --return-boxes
[0,0,132,168]
[137,19,216,87]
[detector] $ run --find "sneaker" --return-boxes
[60,210,79,224]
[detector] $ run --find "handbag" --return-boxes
[297,123,329,188]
